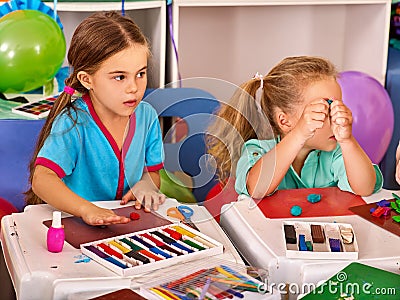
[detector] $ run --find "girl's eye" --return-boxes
[137,71,146,78]
[114,75,125,81]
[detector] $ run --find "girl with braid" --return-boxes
[26,12,165,225]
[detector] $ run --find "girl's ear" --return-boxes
[275,109,293,134]
[77,71,92,90]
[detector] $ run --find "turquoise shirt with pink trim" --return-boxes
[35,94,164,201]
[235,138,383,196]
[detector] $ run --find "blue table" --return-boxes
[0,119,45,211]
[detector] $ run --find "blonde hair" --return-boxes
[207,56,338,184]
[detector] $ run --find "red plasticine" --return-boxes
[163,227,182,240]
[97,243,123,259]
[130,212,140,220]
[371,206,385,217]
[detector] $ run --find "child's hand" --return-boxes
[396,141,400,184]
[294,99,329,141]
[81,205,131,226]
[120,180,166,212]
[329,99,353,142]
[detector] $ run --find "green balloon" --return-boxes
[0,10,66,93]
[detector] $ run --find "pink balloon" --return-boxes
[338,71,394,164]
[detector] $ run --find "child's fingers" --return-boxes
[396,164,400,184]
[88,218,105,226]
[307,111,327,123]
[329,99,351,114]
[158,193,166,205]
[396,152,400,184]
[327,99,349,124]
[331,110,352,126]
[135,192,166,212]
[301,112,326,133]
[134,193,146,210]
[396,141,400,162]
[106,215,131,224]
[302,100,329,126]
[99,215,131,225]
[120,190,136,205]
[151,195,159,211]
[83,208,130,226]
[151,193,166,211]
[308,99,330,114]
[143,200,151,212]
[330,100,351,119]
[333,117,350,126]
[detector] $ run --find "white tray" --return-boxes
[80,223,224,276]
[283,221,358,260]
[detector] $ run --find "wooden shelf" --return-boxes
[45,1,166,88]
[45,1,163,12]
[174,0,390,6]
[169,0,391,87]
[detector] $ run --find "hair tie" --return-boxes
[252,72,264,114]
[63,86,75,96]
[253,72,264,87]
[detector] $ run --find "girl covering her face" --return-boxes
[207,56,383,199]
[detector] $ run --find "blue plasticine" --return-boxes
[307,194,322,203]
[377,199,390,207]
[290,205,302,216]
[329,238,341,252]
[298,235,307,251]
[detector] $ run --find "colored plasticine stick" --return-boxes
[138,249,163,261]
[108,240,130,253]
[98,243,123,259]
[182,239,205,251]
[125,250,150,264]
[119,238,143,251]
[163,227,182,240]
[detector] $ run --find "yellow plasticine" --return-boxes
[172,225,195,238]
[108,240,130,253]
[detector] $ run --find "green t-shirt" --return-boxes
[235,138,383,196]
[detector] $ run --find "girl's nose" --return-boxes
[127,79,138,93]
[323,114,333,130]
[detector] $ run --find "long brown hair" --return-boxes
[25,11,150,205]
[207,56,338,184]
